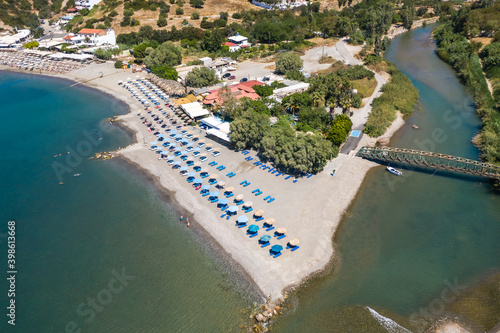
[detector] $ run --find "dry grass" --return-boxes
[352,77,377,98]
[472,37,495,48]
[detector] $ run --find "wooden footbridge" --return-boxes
[356,146,500,180]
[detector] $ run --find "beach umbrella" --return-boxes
[209,174,217,179]
[248,224,259,233]
[218,198,229,205]
[194,161,201,167]
[175,134,183,139]
[218,181,225,187]
[173,161,181,165]
[201,185,211,190]
[181,139,189,144]
[289,238,300,247]
[243,201,253,208]
[175,147,182,151]
[167,156,175,160]
[160,151,168,155]
[180,166,188,171]
[150,141,158,145]
[254,209,264,217]
[187,172,196,177]
[181,150,188,155]
[237,215,249,224]
[276,228,287,234]
[194,178,203,184]
[271,245,283,253]
[209,191,219,197]
[170,130,177,134]
[264,218,275,226]
[187,142,194,146]
[206,143,213,147]
[260,235,271,243]
[200,153,207,157]
[157,134,165,138]
[225,186,234,192]
[235,194,244,201]
[227,206,238,213]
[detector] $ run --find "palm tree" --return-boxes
[311,90,325,108]
[339,94,352,114]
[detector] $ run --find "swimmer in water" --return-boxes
[180,215,183,221]
[186,218,190,228]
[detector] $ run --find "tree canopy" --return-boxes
[143,42,182,68]
[275,52,303,75]
[186,66,218,87]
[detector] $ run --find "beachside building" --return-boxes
[0,29,30,48]
[180,102,210,120]
[200,116,231,143]
[223,42,240,52]
[75,0,101,10]
[63,28,116,46]
[226,33,251,50]
[202,80,263,106]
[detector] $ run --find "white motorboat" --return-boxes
[387,166,402,176]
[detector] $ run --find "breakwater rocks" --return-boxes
[247,302,285,332]
[91,149,122,160]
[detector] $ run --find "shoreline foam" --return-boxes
[0,60,406,304]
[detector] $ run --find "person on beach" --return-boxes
[186,218,190,228]
[180,215,183,221]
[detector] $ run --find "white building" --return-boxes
[63,28,116,46]
[227,34,251,47]
[0,29,30,48]
[75,0,101,10]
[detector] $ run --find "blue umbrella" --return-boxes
[237,215,249,223]
[160,151,168,155]
[182,139,189,143]
[167,156,175,160]
[150,141,158,145]
[218,198,228,205]
[227,206,238,213]
[180,166,188,171]
[157,134,165,138]
[187,142,194,146]
[260,235,271,242]
[175,134,182,139]
[175,147,182,151]
[201,185,211,190]
[170,130,177,134]
[271,245,283,253]
[194,178,202,184]
[187,172,196,177]
[209,191,219,197]
[173,161,181,165]
[248,224,259,233]
[181,151,188,155]
[193,147,201,152]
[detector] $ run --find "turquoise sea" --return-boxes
[0,71,259,332]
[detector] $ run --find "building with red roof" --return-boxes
[203,81,264,106]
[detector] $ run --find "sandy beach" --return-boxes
[0,51,405,303]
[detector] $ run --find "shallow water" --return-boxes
[272,25,500,332]
[0,71,259,332]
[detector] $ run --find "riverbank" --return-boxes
[0,58,404,305]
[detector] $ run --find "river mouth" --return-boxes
[271,25,500,333]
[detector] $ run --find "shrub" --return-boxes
[275,52,303,75]
[191,11,200,19]
[157,16,168,27]
[176,8,184,15]
[114,60,123,69]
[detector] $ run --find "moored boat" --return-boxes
[386,166,402,176]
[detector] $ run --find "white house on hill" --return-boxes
[75,0,101,10]
[63,28,116,46]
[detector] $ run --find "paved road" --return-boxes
[335,39,362,65]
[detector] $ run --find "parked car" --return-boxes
[228,75,236,80]
[240,77,248,83]
[222,73,231,79]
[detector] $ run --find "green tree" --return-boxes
[186,66,218,87]
[327,114,352,146]
[114,60,123,69]
[176,7,184,15]
[229,110,271,150]
[201,29,223,52]
[400,0,416,30]
[275,52,303,75]
[151,65,178,80]
[191,11,200,19]
[253,85,274,97]
[144,42,182,68]
[190,0,204,7]
[157,16,168,27]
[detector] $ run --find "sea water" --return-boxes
[272,25,500,332]
[0,71,258,332]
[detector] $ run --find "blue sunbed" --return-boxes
[221,213,226,218]
[211,198,219,203]
[276,173,282,176]
[268,168,274,173]
[268,198,275,203]
[243,182,251,187]
[226,172,234,176]
[249,233,258,238]
[255,191,263,196]
[226,193,234,198]
[277,235,286,240]
[261,243,270,248]
[255,217,264,222]
[253,161,259,165]
[187,179,194,183]
[202,192,210,197]
[291,246,300,252]
[236,201,244,206]
[293,179,298,183]
[252,189,260,194]
[218,166,225,171]
[238,224,247,228]
[247,157,253,161]
[285,175,291,180]
[273,253,282,258]
[201,174,208,178]
[228,173,236,178]
[266,226,275,231]
[240,180,247,185]
[263,195,271,200]
[244,207,253,213]
[307,174,313,178]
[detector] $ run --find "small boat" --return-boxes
[73,173,81,177]
[386,166,402,176]
[411,124,419,130]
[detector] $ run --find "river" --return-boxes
[272,25,500,332]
